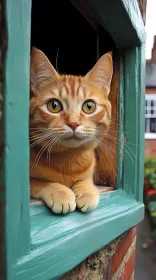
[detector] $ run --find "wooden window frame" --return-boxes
[145,94,156,139]
[1,0,146,279]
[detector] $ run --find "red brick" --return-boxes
[118,249,136,280]
[145,140,156,157]
[146,88,156,94]
[109,227,136,277]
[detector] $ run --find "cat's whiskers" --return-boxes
[47,134,62,163]
[106,129,132,134]
[47,135,58,159]
[33,132,64,165]
[104,134,135,164]
[29,128,51,131]
[29,128,66,150]
[29,119,41,125]
[96,127,141,148]
[95,126,139,164]
[86,135,117,178]
[106,133,137,159]
[36,140,53,167]
[98,142,119,173]
[33,137,55,168]
[103,142,117,155]
[56,133,64,149]
[30,133,52,149]
[97,143,116,178]
[96,135,117,164]
[30,131,51,141]
[110,119,130,129]
[29,127,65,132]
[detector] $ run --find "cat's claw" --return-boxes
[75,190,99,212]
[41,187,76,214]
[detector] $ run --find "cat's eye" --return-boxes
[82,100,96,114]
[47,99,63,113]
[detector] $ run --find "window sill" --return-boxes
[30,186,114,207]
[145,133,156,139]
[14,189,144,280]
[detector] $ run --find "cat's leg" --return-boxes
[30,179,76,214]
[72,179,99,212]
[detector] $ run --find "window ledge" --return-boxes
[14,190,144,280]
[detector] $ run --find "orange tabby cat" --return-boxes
[30,48,113,214]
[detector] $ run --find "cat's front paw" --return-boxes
[41,185,76,214]
[74,187,99,212]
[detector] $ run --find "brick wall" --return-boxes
[61,227,136,280]
[146,88,156,94]
[145,139,156,157]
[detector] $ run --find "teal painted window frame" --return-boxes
[1,0,146,279]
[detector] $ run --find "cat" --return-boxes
[30,48,113,214]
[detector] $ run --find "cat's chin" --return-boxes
[60,136,97,149]
[61,137,86,148]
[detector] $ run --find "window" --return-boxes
[31,0,118,187]
[1,1,146,279]
[145,94,156,139]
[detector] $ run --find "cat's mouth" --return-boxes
[61,133,87,147]
[63,131,93,141]
[65,135,83,141]
[67,134,80,139]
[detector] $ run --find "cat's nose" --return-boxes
[67,121,80,131]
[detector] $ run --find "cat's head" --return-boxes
[30,48,113,151]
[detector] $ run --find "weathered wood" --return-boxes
[0,0,7,278]
[1,1,31,279]
[94,53,119,186]
[123,47,145,200]
[0,0,6,164]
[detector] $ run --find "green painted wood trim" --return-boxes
[2,0,31,274]
[137,46,145,201]
[86,0,146,47]
[13,191,144,280]
[123,46,145,201]
[116,53,125,188]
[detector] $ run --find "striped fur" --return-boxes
[30,48,113,214]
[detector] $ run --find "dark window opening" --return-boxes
[31,0,116,76]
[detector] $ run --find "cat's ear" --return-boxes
[85,52,113,89]
[31,48,59,93]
